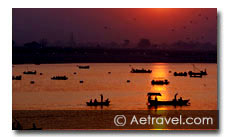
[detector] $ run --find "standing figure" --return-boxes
[100,94,103,103]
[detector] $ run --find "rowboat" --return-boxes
[86,101,110,106]
[147,92,190,106]
[77,65,90,69]
[130,68,152,73]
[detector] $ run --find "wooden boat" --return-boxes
[77,65,90,69]
[23,70,36,75]
[149,99,190,106]
[189,74,202,78]
[51,76,68,80]
[151,79,169,85]
[147,92,190,106]
[188,65,207,76]
[12,75,22,80]
[174,72,187,76]
[86,94,110,106]
[86,100,110,106]
[130,68,152,73]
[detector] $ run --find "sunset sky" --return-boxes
[12,8,217,45]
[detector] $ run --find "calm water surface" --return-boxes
[12,63,217,110]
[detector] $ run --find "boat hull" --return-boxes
[148,100,190,106]
[86,101,110,106]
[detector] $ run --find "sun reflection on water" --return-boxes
[150,63,170,102]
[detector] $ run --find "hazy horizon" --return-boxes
[12,8,217,46]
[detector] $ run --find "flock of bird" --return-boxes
[102,11,214,43]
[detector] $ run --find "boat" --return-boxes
[200,69,207,75]
[188,71,203,78]
[151,79,169,85]
[86,94,110,106]
[77,65,90,69]
[23,70,36,75]
[188,65,207,77]
[12,75,22,80]
[189,74,202,78]
[130,68,152,73]
[51,76,68,80]
[147,92,190,106]
[86,100,110,106]
[174,72,187,76]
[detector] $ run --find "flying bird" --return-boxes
[104,26,111,30]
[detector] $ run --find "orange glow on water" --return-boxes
[150,63,169,101]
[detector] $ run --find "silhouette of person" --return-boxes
[178,97,183,102]
[94,99,97,104]
[174,93,178,101]
[90,99,92,103]
[148,95,151,103]
[100,94,103,103]
[32,123,37,129]
[155,96,158,102]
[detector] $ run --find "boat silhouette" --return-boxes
[51,76,68,80]
[151,79,169,85]
[77,65,90,69]
[12,75,22,80]
[189,73,202,78]
[86,94,110,106]
[86,100,110,106]
[147,92,190,106]
[174,72,187,76]
[23,70,36,75]
[188,65,207,77]
[130,68,152,73]
[188,71,204,78]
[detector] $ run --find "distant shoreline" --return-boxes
[12,55,217,64]
[12,61,217,65]
[12,47,217,64]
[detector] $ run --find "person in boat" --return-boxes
[148,95,151,104]
[32,123,37,129]
[165,79,168,83]
[178,97,183,103]
[90,99,93,103]
[105,98,109,103]
[173,93,178,102]
[155,96,158,104]
[100,94,103,103]
[94,99,97,104]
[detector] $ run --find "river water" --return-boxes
[12,63,217,110]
